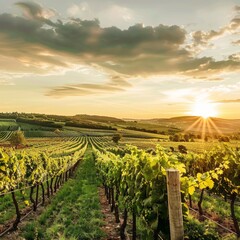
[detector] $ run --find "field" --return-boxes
[0,116,239,240]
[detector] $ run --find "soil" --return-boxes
[99,187,121,240]
[189,203,237,236]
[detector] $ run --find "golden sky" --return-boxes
[0,1,239,118]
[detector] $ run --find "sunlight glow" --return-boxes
[190,101,218,119]
[185,100,222,142]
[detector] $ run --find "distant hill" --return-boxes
[140,116,240,134]
[73,114,125,124]
[1,112,240,134]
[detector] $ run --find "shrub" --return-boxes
[9,130,26,147]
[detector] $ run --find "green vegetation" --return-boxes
[65,121,117,131]
[9,130,26,147]
[184,216,220,240]
[22,150,105,240]
[92,138,240,238]
[0,113,240,239]
[0,137,87,229]
[0,119,18,131]
[112,133,122,144]
[191,191,240,221]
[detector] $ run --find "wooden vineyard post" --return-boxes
[166,169,184,240]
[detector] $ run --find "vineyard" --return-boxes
[0,133,239,239]
[0,131,13,143]
[1,0,240,239]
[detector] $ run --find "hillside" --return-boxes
[140,116,240,134]
[1,112,240,135]
[72,114,125,124]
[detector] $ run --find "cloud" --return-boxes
[191,29,225,48]
[234,6,240,12]
[0,12,190,77]
[0,2,239,97]
[46,72,131,98]
[216,99,240,103]
[232,39,240,45]
[191,5,240,49]
[46,82,125,98]
[15,1,56,21]
[0,79,14,86]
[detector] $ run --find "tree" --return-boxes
[10,131,26,148]
[112,133,122,144]
[172,134,180,142]
[218,136,230,142]
[54,128,61,135]
[183,134,189,142]
[178,145,187,154]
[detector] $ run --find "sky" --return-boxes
[0,0,239,119]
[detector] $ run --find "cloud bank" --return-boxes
[191,5,240,49]
[0,2,239,97]
[216,99,240,103]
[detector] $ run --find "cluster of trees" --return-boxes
[168,145,188,154]
[66,121,117,131]
[125,125,181,135]
[169,133,195,142]
[125,126,158,134]
[230,133,240,140]
[169,133,234,142]
[218,136,230,142]
[73,114,124,124]
[16,118,63,129]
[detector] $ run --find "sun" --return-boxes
[190,101,218,119]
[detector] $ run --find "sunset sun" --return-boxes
[191,101,218,119]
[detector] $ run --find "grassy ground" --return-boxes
[21,150,105,240]
[191,191,240,221]
[0,190,30,225]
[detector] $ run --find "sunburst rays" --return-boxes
[184,116,222,141]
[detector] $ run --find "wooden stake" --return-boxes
[166,169,184,240]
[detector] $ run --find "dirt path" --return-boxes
[99,187,121,240]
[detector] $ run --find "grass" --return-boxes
[191,191,240,221]
[0,181,51,225]
[0,190,31,224]
[22,149,105,240]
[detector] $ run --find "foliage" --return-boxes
[184,217,220,240]
[178,144,188,154]
[91,138,240,237]
[22,151,105,240]
[16,117,63,129]
[66,121,117,130]
[94,144,188,237]
[112,133,122,144]
[9,130,26,147]
[0,137,88,230]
